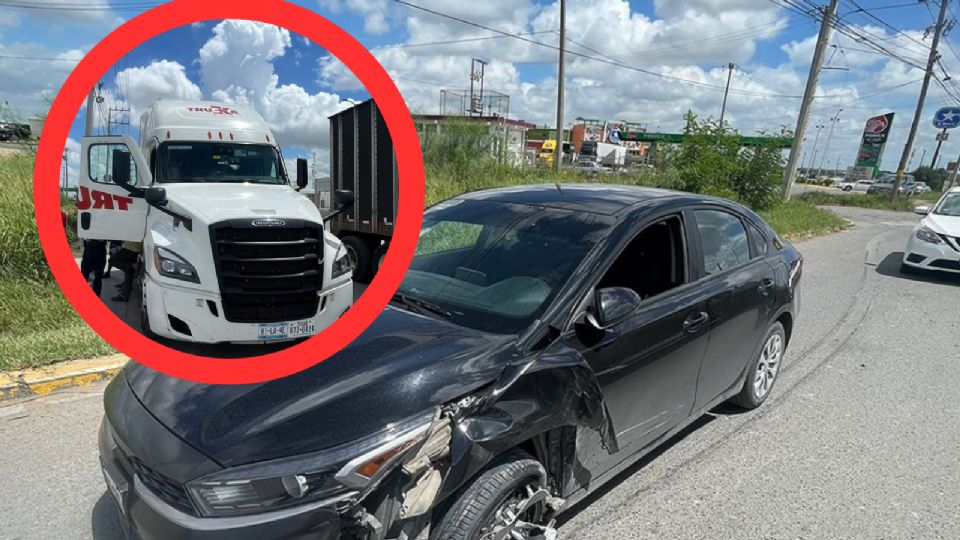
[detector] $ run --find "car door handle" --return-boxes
[683,312,709,334]
[758,278,775,296]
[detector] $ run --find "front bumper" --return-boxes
[902,234,960,274]
[98,379,347,540]
[143,276,353,344]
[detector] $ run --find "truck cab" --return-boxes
[77,100,353,344]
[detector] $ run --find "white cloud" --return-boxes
[115,60,203,118]
[317,0,391,34]
[199,20,348,150]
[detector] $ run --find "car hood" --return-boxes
[124,307,514,467]
[923,213,960,235]
[161,183,322,225]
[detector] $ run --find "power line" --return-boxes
[0,1,162,11]
[394,0,824,99]
[0,53,81,62]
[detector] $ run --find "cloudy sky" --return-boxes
[2,0,959,186]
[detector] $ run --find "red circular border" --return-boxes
[33,1,424,384]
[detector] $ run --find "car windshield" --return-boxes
[157,142,287,185]
[396,199,610,334]
[934,193,960,217]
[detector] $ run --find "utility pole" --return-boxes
[893,0,949,200]
[807,121,825,180]
[84,88,95,136]
[946,149,960,190]
[720,62,735,128]
[553,0,566,174]
[930,128,948,167]
[817,108,843,177]
[782,0,839,200]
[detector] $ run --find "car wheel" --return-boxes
[341,235,371,284]
[843,186,852,192]
[732,322,786,410]
[431,449,551,540]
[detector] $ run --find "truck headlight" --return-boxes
[331,244,352,280]
[153,246,200,283]
[185,412,433,517]
[916,226,943,245]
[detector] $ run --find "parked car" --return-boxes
[914,182,933,194]
[99,185,803,540]
[575,160,604,175]
[837,179,875,192]
[867,174,917,196]
[902,187,960,275]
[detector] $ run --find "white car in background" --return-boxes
[837,179,874,192]
[902,187,960,275]
[914,182,933,194]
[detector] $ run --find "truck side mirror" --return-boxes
[112,149,132,186]
[335,189,354,209]
[296,158,308,190]
[145,187,167,205]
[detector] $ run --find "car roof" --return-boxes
[455,184,712,216]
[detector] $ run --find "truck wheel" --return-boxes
[140,297,158,340]
[373,243,388,274]
[342,236,371,283]
[431,449,551,540]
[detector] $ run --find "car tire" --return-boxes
[341,235,371,284]
[431,449,550,540]
[732,322,786,410]
[843,186,852,192]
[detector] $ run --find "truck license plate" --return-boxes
[258,320,317,340]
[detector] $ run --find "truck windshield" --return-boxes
[157,142,287,185]
[396,199,610,334]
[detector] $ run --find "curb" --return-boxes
[0,355,128,402]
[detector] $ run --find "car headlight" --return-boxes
[331,244,352,280]
[185,412,433,518]
[153,246,200,283]
[916,226,943,245]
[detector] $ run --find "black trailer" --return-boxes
[328,99,398,283]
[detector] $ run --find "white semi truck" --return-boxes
[77,100,354,344]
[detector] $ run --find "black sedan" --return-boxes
[99,184,802,540]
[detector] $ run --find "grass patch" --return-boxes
[795,191,937,212]
[759,199,851,241]
[0,153,113,370]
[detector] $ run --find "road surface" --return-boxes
[4,206,959,539]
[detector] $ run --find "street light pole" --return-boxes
[817,108,843,177]
[720,62,735,128]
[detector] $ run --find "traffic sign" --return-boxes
[933,107,960,129]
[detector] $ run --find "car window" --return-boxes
[748,223,768,257]
[695,210,751,275]
[597,215,686,302]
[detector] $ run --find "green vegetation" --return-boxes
[795,191,940,212]
[0,153,114,370]
[759,200,849,240]
[910,166,950,191]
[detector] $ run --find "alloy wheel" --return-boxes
[753,332,783,400]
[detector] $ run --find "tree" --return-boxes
[910,166,949,191]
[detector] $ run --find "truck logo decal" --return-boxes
[186,106,239,116]
[252,218,286,227]
[76,186,134,211]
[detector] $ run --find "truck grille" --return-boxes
[211,219,323,323]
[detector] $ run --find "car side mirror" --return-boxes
[112,149,132,186]
[296,158,308,190]
[145,187,167,205]
[587,287,642,329]
[914,205,931,216]
[335,189,354,209]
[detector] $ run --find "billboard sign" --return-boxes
[855,112,894,179]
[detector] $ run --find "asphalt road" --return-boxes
[4,206,960,540]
